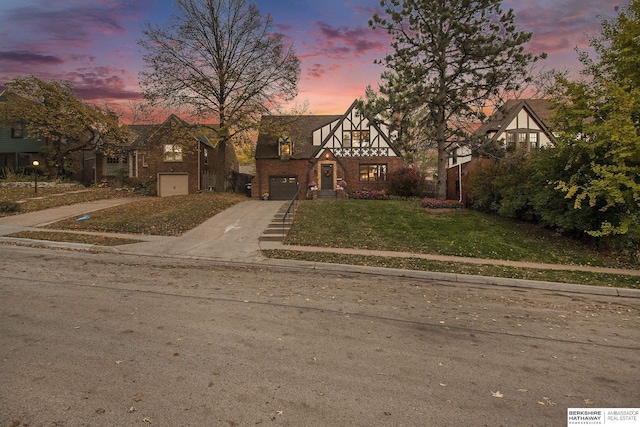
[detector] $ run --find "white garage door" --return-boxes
[158,173,189,197]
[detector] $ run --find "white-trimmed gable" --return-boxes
[312,119,340,146]
[312,101,398,158]
[449,100,555,168]
[499,105,553,148]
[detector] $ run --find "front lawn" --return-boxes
[44,192,246,236]
[284,200,635,269]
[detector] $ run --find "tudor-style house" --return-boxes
[447,99,556,202]
[253,100,403,200]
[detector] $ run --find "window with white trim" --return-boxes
[506,131,540,151]
[164,144,183,162]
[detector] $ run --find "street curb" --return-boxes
[259,258,637,298]
[0,237,121,253]
[2,237,639,299]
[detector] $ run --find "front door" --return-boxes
[321,164,333,190]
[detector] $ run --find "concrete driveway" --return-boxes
[120,200,287,261]
[0,198,288,262]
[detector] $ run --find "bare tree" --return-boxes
[138,0,300,191]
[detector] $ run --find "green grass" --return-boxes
[3,186,638,288]
[264,249,640,289]
[44,192,246,236]
[284,200,636,269]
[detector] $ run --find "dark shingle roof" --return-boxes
[255,114,342,159]
[476,99,553,135]
[128,116,219,149]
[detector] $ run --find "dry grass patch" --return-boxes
[45,192,246,236]
[0,187,139,216]
[5,230,141,246]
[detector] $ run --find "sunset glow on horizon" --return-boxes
[0,0,620,122]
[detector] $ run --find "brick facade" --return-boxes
[446,158,486,205]
[254,103,404,200]
[253,153,404,200]
[96,115,239,194]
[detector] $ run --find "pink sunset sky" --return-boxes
[0,0,621,122]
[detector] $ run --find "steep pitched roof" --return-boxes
[255,114,342,159]
[476,99,554,136]
[129,115,218,150]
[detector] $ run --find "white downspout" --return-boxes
[458,162,463,203]
[197,139,201,192]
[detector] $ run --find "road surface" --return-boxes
[1,246,638,426]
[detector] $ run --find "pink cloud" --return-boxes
[62,67,142,100]
[514,1,617,54]
[316,21,387,55]
[306,63,341,79]
[300,21,388,61]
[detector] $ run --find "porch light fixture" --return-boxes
[32,160,39,194]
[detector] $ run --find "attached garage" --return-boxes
[269,176,298,200]
[158,173,189,197]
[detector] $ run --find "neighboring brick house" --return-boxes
[447,99,556,203]
[96,114,238,196]
[0,90,44,172]
[253,100,403,200]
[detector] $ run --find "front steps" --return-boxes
[259,203,296,242]
[317,190,337,200]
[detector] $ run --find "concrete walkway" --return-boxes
[0,197,145,230]
[0,197,638,298]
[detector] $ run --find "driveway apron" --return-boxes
[120,200,287,261]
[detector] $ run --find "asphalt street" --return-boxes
[1,246,638,426]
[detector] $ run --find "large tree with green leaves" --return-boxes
[368,0,542,199]
[0,76,129,177]
[551,0,640,237]
[138,0,300,191]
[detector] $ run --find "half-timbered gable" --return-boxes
[447,98,556,202]
[315,101,398,158]
[253,100,403,200]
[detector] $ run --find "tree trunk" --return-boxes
[436,76,448,200]
[215,139,227,192]
[437,141,448,200]
[214,120,230,192]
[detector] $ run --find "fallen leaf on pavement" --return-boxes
[491,391,504,398]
